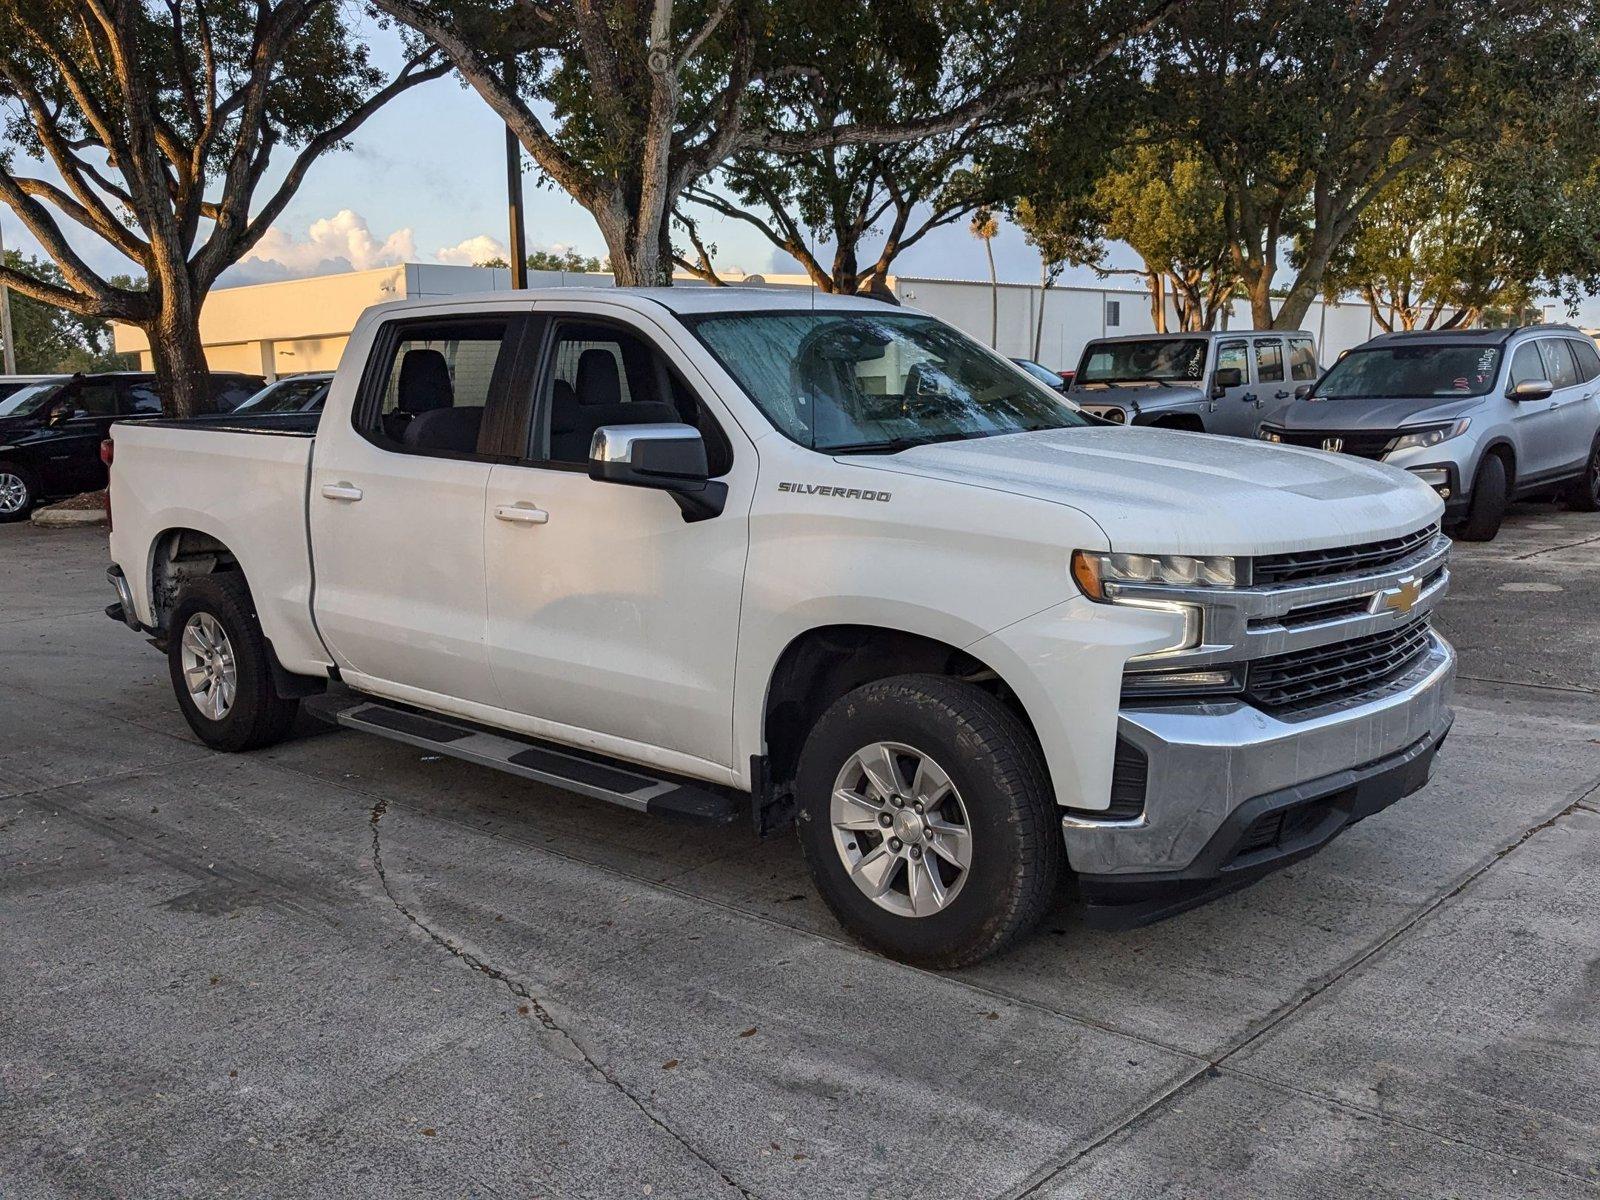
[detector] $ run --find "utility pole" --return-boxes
[0,218,15,375]
[503,56,527,289]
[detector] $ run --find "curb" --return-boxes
[31,506,109,529]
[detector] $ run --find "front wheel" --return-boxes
[0,463,40,523]
[795,675,1062,969]
[1455,453,1508,542]
[167,573,298,752]
[1565,436,1600,513]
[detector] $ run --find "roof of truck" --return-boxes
[372,286,899,317]
[1083,329,1313,344]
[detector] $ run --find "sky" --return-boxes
[5,16,1598,327]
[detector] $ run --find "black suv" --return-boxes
[0,371,263,521]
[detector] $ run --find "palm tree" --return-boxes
[970,208,999,347]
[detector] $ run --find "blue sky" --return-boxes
[5,16,1597,325]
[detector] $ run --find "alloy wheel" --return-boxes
[830,741,973,918]
[0,472,27,514]
[180,612,237,720]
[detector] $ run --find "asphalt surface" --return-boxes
[2,503,1598,1199]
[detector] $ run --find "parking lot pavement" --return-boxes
[2,505,1597,1199]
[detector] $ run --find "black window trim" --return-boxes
[351,312,535,465]
[514,311,734,476]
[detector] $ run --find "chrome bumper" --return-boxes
[1062,631,1456,877]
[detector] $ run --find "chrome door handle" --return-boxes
[1273,390,1290,400]
[495,503,549,525]
[321,482,363,502]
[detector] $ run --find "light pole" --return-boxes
[0,217,15,375]
[503,56,527,289]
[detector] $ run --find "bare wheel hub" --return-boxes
[830,742,973,919]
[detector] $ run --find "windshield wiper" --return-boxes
[821,430,991,455]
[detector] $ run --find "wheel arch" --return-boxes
[754,623,1048,829]
[145,525,245,635]
[1476,436,1517,491]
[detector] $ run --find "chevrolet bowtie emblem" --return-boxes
[1321,436,1344,452]
[1371,576,1423,616]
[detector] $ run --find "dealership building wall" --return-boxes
[113,263,1433,380]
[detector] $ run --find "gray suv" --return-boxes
[1066,330,1320,437]
[1259,326,1600,541]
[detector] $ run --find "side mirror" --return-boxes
[1510,379,1553,402]
[1294,383,1313,400]
[1211,367,1243,398]
[588,422,727,522]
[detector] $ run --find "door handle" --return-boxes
[321,482,363,502]
[1273,390,1290,400]
[495,503,549,525]
[1242,392,1258,403]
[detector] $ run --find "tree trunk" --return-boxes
[1149,272,1167,333]
[148,294,214,418]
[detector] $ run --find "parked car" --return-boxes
[1067,330,1320,436]
[0,374,67,403]
[1259,325,1600,541]
[1009,357,1070,394]
[0,370,263,520]
[232,372,334,415]
[104,288,1453,967]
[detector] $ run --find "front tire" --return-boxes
[1456,453,1508,542]
[1565,436,1600,513]
[167,573,298,752]
[795,675,1062,969]
[0,463,40,523]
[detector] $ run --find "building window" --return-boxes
[1105,300,1121,328]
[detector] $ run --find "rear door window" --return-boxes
[1566,338,1600,383]
[122,382,164,415]
[1537,339,1579,390]
[1254,339,1285,383]
[356,317,522,459]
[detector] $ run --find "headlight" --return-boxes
[1258,427,1283,443]
[1081,405,1128,424]
[1071,550,1238,601]
[1388,419,1470,453]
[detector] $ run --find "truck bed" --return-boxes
[106,417,329,676]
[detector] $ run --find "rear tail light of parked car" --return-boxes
[100,437,113,530]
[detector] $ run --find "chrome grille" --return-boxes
[1252,525,1438,587]
[1245,618,1433,711]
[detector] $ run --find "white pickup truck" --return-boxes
[105,288,1456,966]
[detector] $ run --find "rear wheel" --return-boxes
[795,675,1062,969]
[1456,453,1508,542]
[1565,436,1600,513]
[0,464,40,523]
[167,573,298,751]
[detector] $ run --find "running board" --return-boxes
[304,696,740,823]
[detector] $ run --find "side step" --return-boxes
[304,695,741,823]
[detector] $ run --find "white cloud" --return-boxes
[436,234,508,266]
[230,209,416,284]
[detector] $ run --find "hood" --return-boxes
[1070,382,1205,412]
[838,426,1442,557]
[1274,394,1482,432]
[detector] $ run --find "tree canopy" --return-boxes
[0,0,448,413]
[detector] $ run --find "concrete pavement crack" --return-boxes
[1002,776,1600,1199]
[366,795,759,1200]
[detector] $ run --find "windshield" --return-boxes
[1011,358,1064,387]
[235,377,330,413]
[1314,345,1502,399]
[690,311,1091,452]
[1077,339,1207,384]
[0,381,66,418]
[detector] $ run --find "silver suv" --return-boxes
[1259,326,1600,541]
[1067,330,1320,437]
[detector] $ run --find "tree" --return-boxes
[1150,0,1588,329]
[1090,140,1237,332]
[476,248,609,272]
[0,1,449,415]
[0,248,131,371]
[372,0,1178,287]
[969,207,999,346]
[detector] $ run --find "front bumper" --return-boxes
[1063,631,1455,924]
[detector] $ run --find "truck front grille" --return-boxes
[1245,618,1434,712]
[1252,524,1438,587]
